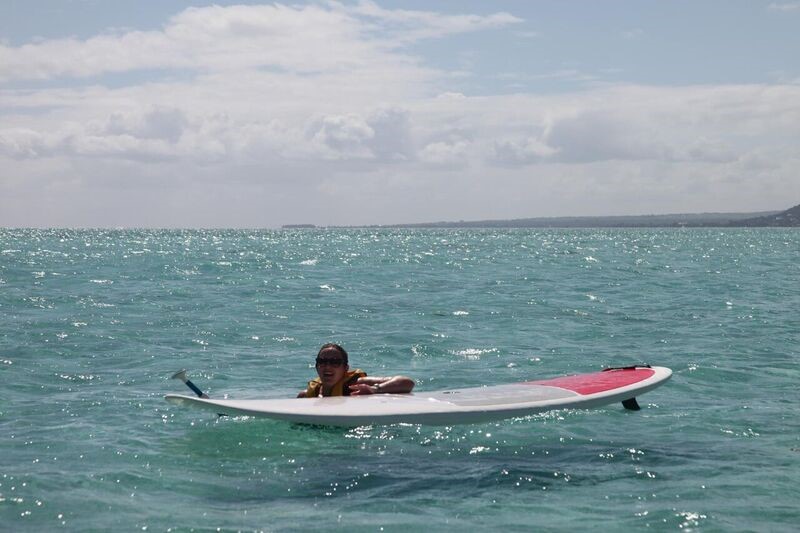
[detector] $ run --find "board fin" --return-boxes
[622,397,641,411]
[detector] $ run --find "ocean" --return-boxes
[1,228,798,531]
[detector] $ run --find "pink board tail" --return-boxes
[526,367,655,395]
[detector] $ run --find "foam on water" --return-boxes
[0,228,798,531]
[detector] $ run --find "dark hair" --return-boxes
[317,343,348,364]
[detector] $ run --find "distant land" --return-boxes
[731,204,800,227]
[388,203,800,228]
[282,203,800,229]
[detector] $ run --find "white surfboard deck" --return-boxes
[165,366,671,426]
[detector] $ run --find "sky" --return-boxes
[1,1,799,228]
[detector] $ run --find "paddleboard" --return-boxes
[165,366,671,426]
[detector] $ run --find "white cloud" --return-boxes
[419,139,471,167]
[1,3,799,226]
[0,3,520,83]
[768,2,800,11]
[544,110,675,163]
[4,81,799,170]
[67,133,177,161]
[309,114,375,159]
[492,137,558,165]
[365,108,413,161]
[341,0,523,43]
[0,128,58,158]
[104,107,188,142]
[622,28,644,39]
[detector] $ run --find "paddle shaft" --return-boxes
[184,378,206,398]
[171,370,210,399]
[171,370,224,416]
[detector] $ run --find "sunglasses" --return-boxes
[315,358,345,367]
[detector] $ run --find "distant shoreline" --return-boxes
[284,204,800,229]
[377,210,782,229]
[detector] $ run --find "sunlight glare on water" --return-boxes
[0,228,798,531]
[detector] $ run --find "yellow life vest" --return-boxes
[305,369,367,397]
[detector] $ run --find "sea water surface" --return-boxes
[0,228,798,532]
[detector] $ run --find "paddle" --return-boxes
[171,369,226,416]
[171,369,210,398]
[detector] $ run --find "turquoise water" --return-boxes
[1,228,798,532]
